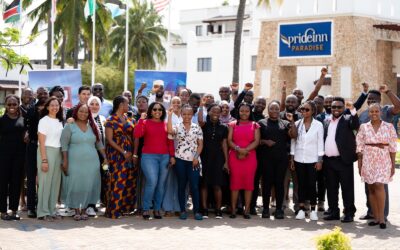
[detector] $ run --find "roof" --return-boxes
[373,24,400,31]
[202,14,250,23]
[0,80,26,90]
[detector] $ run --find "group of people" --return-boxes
[0,68,397,230]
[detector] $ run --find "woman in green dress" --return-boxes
[61,103,108,221]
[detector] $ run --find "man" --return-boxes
[323,97,360,223]
[123,90,137,118]
[24,87,49,218]
[189,93,203,124]
[92,83,113,117]
[250,96,267,215]
[358,84,400,221]
[66,86,91,119]
[313,95,325,116]
[20,88,34,117]
[230,83,254,119]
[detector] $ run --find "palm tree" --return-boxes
[232,0,282,83]
[109,0,167,69]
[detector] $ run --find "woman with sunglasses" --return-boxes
[0,95,25,220]
[290,100,324,221]
[134,102,175,220]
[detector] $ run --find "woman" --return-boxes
[134,102,175,220]
[257,101,296,219]
[0,95,25,220]
[356,103,397,229]
[162,96,182,216]
[167,104,203,220]
[133,95,149,214]
[178,88,191,105]
[227,103,260,219]
[61,104,107,221]
[219,100,236,125]
[37,96,64,221]
[199,104,228,219]
[105,96,136,219]
[290,101,324,221]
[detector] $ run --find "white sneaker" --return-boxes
[296,210,306,220]
[310,211,318,221]
[59,207,75,217]
[86,207,96,217]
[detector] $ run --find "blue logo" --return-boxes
[279,21,332,57]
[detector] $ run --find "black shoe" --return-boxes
[250,207,257,215]
[379,223,387,229]
[153,211,162,219]
[215,210,223,219]
[1,213,12,221]
[359,214,374,220]
[368,221,379,226]
[142,211,150,220]
[9,213,20,221]
[243,214,251,219]
[261,209,270,219]
[323,208,332,216]
[202,209,209,219]
[274,209,284,219]
[229,213,236,219]
[323,214,340,221]
[341,215,354,223]
[28,210,37,218]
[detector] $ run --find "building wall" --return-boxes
[254,15,399,106]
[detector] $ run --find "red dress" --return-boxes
[228,121,260,190]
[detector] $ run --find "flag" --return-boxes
[104,0,126,19]
[50,0,57,23]
[152,0,170,13]
[84,0,97,20]
[3,0,20,23]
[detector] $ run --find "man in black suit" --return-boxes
[323,97,360,223]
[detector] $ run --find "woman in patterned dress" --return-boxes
[356,103,397,229]
[104,96,136,219]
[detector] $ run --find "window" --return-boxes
[197,58,212,72]
[195,25,202,36]
[251,55,257,71]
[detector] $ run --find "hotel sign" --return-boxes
[278,21,332,58]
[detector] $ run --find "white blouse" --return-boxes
[290,118,324,163]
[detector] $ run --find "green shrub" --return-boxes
[315,227,351,250]
[0,107,4,116]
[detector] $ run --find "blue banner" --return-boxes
[28,69,82,109]
[279,21,332,58]
[134,70,187,103]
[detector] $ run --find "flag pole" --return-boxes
[166,0,171,70]
[123,1,129,91]
[91,0,96,86]
[50,0,54,69]
[18,2,23,97]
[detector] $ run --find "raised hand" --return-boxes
[244,82,253,91]
[345,101,354,110]
[379,84,389,94]
[282,81,287,92]
[362,82,369,93]
[139,82,147,91]
[140,112,147,120]
[167,107,174,117]
[321,67,328,77]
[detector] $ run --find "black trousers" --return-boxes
[250,160,263,209]
[261,155,288,210]
[26,142,38,211]
[324,157,356,216]
[295,162,317,205]
[0,152,24,213]
[317,168,326,202]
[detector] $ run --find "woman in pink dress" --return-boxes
[227,103,260,219]
[356,103,397,229]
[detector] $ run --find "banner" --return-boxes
[278,21,332,58]
[28,69,82,108]
[134,70,187,103]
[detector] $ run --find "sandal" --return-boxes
[74,214,81,221]
[44,215,54,222]
[81,213,89,221]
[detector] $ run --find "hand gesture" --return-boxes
[281,81,287,92]
[321,67,328,77]
[379,84,389,94]
[345,101,354,110]
[244,82,253,91]
[140,112,147,120]
[139,82,147,91]
[362,82,369,93]
[167,107,174,117]
[231,82,239,92]
[285,112,293,122]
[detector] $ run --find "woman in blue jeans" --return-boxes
[167,105,204,220]
[134,102,175,220]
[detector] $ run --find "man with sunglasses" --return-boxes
[92,83,113,117]
[357,84,400,222]
[323,97,359,223]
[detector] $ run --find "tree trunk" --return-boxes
[73,30,79,68]
[47,9,52,69]
[60,34,66,69]
[232,0,246,83]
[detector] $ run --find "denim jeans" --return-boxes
[162,168,180,212]
[141,154,170,211]
[175,158,200,213]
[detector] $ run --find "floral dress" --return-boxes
[105,114,137,218]
[356,121,397,184]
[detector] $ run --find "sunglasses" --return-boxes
[331,105,344,109]
[300,107,311,112]
[152,108,163,112]
[93,87,103,91]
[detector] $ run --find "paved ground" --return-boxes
[0,173,399,250]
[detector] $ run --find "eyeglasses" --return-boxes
[7,103,18,107]
[300,107,311,112]
[93,87,103,91]
[152,108,163,112]
[331,105,344,109]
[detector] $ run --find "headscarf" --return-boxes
[219,100,234,124]
[87,95,102,118]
